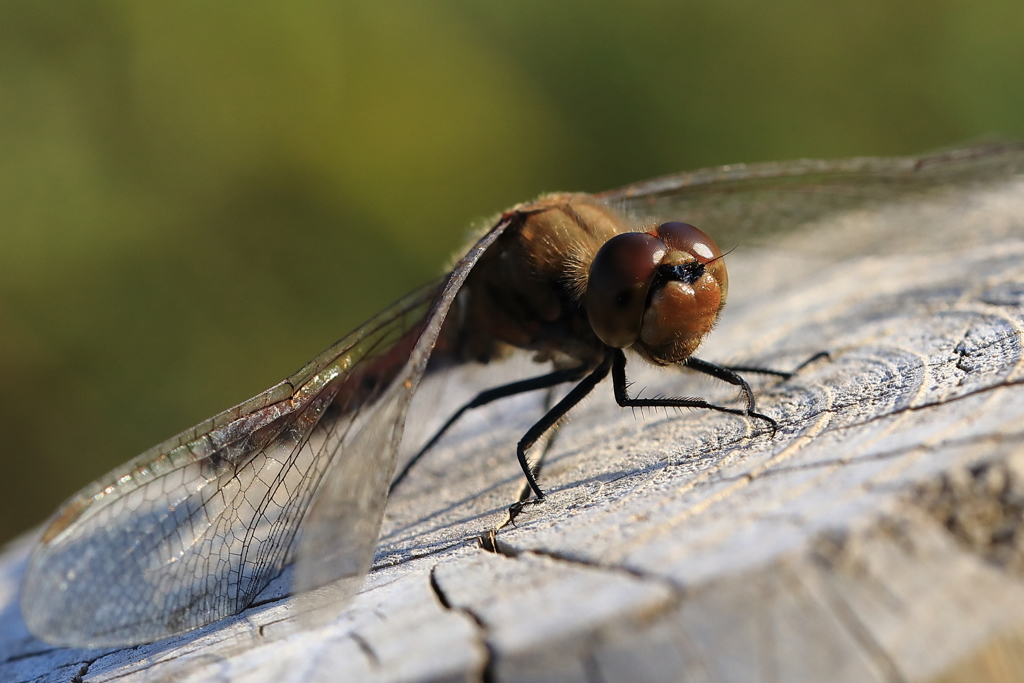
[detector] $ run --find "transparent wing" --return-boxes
[21,217,512,648]
[290,213,513,615]
[599,142,1024,245]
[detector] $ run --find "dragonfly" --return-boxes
[20,143,1024,649]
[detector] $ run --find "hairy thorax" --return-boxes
[439,194,621,368]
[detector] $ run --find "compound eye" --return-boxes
[656,222,722,263]
[586,232,667,348]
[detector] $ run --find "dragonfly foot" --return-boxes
[749,411,779,437]
[508,496,546,524]
[786,351,831,378]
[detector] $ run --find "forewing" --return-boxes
[600,142,1024,246]
[21,215,511,647]
[291,213,514,612]
[19,283,438,647]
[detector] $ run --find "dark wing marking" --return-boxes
[599,142,1024,244]
[21,215,513,648]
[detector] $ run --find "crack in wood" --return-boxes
[794,373,1024,437]
[347,630,380,668]
[370,537,478,572]
[70,662,89,683]
[494,544,671,589]
[581,651,610,683]
[429,565,495,683]
[68,655,104,683]
[719,425,1024,484]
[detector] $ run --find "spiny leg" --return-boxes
[684,357,758,412]
[511,356,613,511]
[513,384,563,505]
[508,350,801,520]
[613,350,778,434]
[507,351,819,519]
[684,351,830,413]
[708,351,831,379]
[390,364,588,493]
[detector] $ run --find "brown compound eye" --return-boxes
[655,221,728,303]
[656,222,722,263]
[586,232,667,348]
[633,222,729,364]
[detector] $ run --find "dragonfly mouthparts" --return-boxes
[656,261,705,286]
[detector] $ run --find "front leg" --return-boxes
[684,351,830,413]
[683,357,758,413]
[613,350,778,434]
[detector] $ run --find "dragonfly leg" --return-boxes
[507,349,814,519]
[513,356,613,504]
[684,356,759,413]
[702,350,831,379]
[614,350,778,434]
[390,364,589,492]
[511,384,562,504]
[685,351,831,412]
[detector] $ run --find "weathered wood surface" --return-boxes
[3,159,1024,682]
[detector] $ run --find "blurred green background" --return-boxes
[1,0,1022,546]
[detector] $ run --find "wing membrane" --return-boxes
[291,213,514,609]
[21,215,511,647]
[600,142,1024,243]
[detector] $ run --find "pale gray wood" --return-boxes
[3,169,1024,682]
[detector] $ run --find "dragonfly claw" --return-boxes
[749,411,779,437]
[508,496,546,525]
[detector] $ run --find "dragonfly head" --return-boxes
[585,222,728,364]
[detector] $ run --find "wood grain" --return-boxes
[2,168,1024,682]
